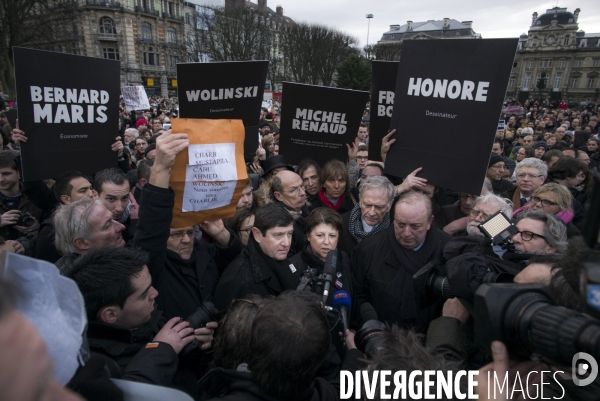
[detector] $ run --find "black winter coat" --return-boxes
[338,211,357,255]
[133,184,243,320]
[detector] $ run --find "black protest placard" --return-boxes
[14,47,120,181]
[369,61,399,161]
[384,39,518,195]
[177,61,269,158]
[278,82,369,166]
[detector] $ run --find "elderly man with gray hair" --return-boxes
[512,210,567,254]
[338,175,395,254]
[502,157,547,207]
[53,198,126,274]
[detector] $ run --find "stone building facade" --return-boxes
[378,18,481,44]
[509,7,600,103]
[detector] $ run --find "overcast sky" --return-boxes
[275,0,600,47]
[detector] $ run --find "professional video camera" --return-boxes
[354,303,386,359]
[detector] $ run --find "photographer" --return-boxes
[65,247,215,397]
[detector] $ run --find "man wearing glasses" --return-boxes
[502,158,547,207]
[511,210,566,255]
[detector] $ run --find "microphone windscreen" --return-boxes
[323,249,338,277]
[332,290,352,309]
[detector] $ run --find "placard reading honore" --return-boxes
[278,82,369,166]
[169,119,248,228]
[177,61,269,158]
[13,47,120,181]
[121,86,150,110]
[370,61,399,161]
[384,39,518,195]
[183,143,238,212]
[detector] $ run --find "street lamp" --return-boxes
[366,14,374,59]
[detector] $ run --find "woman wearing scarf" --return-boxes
[310,160,356,214]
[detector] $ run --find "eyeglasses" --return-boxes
[238,226,253,235]
[469,209,490,221]
[515,230,546,242]
[288,185,306,195]
[516,174,543,180]
[356,156,369,161]
[170,230,194,240]
[490,164,505,170]
[531,196,558,207]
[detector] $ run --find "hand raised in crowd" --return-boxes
[442,298,470,324]
[150,130,189,189]
[381,129,397,163]
[111,136,124,157]
[395,167,427,195]
[249,162,263,176]
[10,119,27,147]
[199,219,230,247]
[194,321,218,350]
[346,141,358,164]
[128,193,139,220]
[152,317,196,355]
[476,341,549,401]
[256,142,266,161]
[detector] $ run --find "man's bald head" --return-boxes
[272,171,306,211]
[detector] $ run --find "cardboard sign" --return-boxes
[121,86,150,110]
[369,61,399,161]
[278,82,369,166]
[169,118,247,228]
[384,39,518,195]
[13,47,119,181]
[177,61,269,158]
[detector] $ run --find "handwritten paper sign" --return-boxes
[121,86,150,110]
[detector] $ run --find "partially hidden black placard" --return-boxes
[177,61,269,158]
[384,39,518,196]
[14,47,120,181]
[369,61,399,161]
[278,82,369,166]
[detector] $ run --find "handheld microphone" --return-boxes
[332,290,351,334]
[322,250,338,304]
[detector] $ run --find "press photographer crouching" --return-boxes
[200,290,365,401]
[65,247,216,397]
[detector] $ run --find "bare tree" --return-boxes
[0,0,79,99]
[368,42,402,61]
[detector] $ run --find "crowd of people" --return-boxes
[0,92,599,401]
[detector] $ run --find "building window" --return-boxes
[167,27,177,44]
[536,73,549,88]
[527,61,533,69]
[168,1,174,15]
[563,36,569,46]
[593,59,599,67]
[103,47,119,60]
[532,37,538,46]
[579,39,587,48]
[168,55,178,67]
[588,78,596,89]
[141,22,152,42]
[518,42,523,50]
[99,17,116,35]
[571,77,579,88]
[575,59,583,67]
[143,46,159,66]
[523,72,532,90]
[539,59,552,68]
[553,72,562,89]
[185,14,190,25]
[508,75,515,88]
[513,62,518,68]
[558,59,565,69]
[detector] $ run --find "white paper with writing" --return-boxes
[182,143,238,212]
[121,86,150,110]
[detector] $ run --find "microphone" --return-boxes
[360,302,379,323]
[321,250,338,304]
[332,290,351,334]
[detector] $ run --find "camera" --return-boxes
[179,302,220,356]
[16,212,34,227]
[354,319,386,359]
[474,283,600,366]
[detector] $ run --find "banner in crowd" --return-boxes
[384,39,518,195]
[278,82,369,166]
[121,85,150,110]
[169,118,248,227]
[13,47,120,181]
[176,61,269,158]
[369,61,399,161]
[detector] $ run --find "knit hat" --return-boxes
[144,143,156,155]
[488,153,505,168]
[135,118,148,129]
[532,141,548,151]
[265,112,274,121]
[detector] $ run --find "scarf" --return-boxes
[247,236,299,292]
[166,247,199,291]
[386,225,439,321]
[348,202,391,243]
[317,188,347,211]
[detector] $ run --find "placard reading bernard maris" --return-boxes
[14,47,120,181]
[384,39,518,196]
[369,61,399,161]
[278,82,369,166]
[177,61,269,157]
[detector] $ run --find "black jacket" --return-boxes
[351,227,452,333]
[338,211,357,255]
[199,349,365,401]
[87,310,198,396]
[133,184,243,320]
